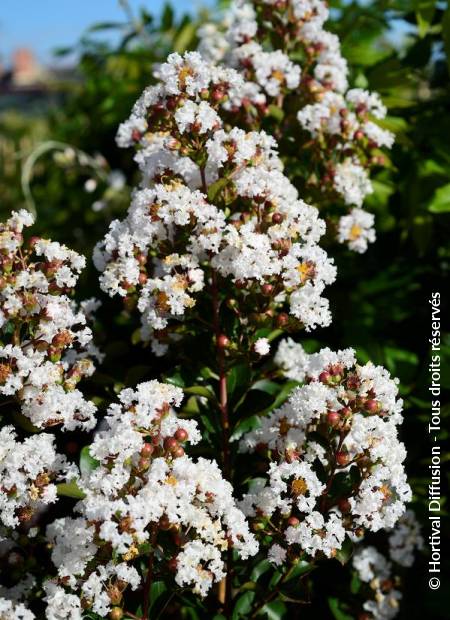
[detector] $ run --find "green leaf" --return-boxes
[250,380,281,396]
[268,104,285,122]
[79,446,100,477]
[250,559,272,582]
[328,597,354,620]
[415,0,436,37]
[230,414,260,441]
[87,21,124,33]
[258,600,287,619]
[227,363,252,404]
[207,178,229,202]
[284,559,315,581]
[11,411,40,433]
[428,183,450,213]
[56,482,86,500]
[232,591,256,619]
[174,22,196,53]
[350,573,362,594]
[335,537,354,565]
[183,385,216,402]
[262,380,299,413]
[148,580,172,616]
[161,3,174,30]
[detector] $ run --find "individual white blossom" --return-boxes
[254,337,270,356]
[338,208,376,253]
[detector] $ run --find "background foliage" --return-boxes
[0,1,449,618]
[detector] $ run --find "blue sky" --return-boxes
[0,0,215,65]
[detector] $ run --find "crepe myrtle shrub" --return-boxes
[0,20,421,620]
[198,0,395,253]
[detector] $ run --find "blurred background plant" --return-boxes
[0,0,448,618]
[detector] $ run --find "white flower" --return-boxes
[254,337,270,356]
[334,160,373,207]
[268,543,287,566]
[338,208,376,253]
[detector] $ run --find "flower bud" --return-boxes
[175,428,188,442]
[336,451,350,467]
[326,411,340,427]
[319,371,331,384]
[261,284,274,296]
[141,443,154,458]
[276,313,289,328]
[164,437,178,452]
[216,334,230,349]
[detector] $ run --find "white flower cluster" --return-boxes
[387,509,424,567]
[353,546,401,620]
[45,380,257,614]
[238,343,411,561]
[351,512,422,619]
[198,0,394,249]
[95,51,336,354]
[0,211,100,430]
[0,597,35,619]
[0,426,76,529]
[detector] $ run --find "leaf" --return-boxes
[56,482,86,500]
[87,21,124,33]
[284,559,315,581]
[258,600,287,619]
[11,411,40,433]
[268,105,285,122]
[79,446,100,477]
[428,183,450,213]
[227,363,252,404]
[232,591,256,618]
[174,22,197,53]
[350,573,362,594]
[148,580,172,616]
[207,178,229,202]
[230,414,260,441]
[250,559,272,582]
[161,3,174,30]
[183,385,216,402]
[415,0,436,37]
[335,537,354,566]
[328,597,354,620]
[262,380,299,413]
[250,380,281,396]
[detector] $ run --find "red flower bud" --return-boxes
[336,451,350,467]
[174,428,188,442]
[365,399,379,413]
[276,313,289,327]
[261,284,274,296]
[338,498,351,514]
[141,443,154,458]
[216,334,230,349]
[164,437,178,452]
[319,371,331,384]
[326,411,341,427]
